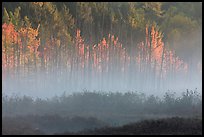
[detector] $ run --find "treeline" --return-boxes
[2,2,202,45]
[2,2,202,56]
[2,90,202,118]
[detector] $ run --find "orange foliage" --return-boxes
[2,23,18,45]
[2,23,191,84]
[2,23,19,72]
[2,23,40,73]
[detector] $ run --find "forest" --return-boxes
[2,2,202,96]
[2,2,202,135]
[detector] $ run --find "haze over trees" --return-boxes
[2,2,202,97]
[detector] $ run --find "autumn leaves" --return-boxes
[2,23,189,90]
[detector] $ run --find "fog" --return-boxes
[2,71,201,99]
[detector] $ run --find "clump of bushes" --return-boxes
[2,89,202,117]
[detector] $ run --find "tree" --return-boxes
[3,8,10,24]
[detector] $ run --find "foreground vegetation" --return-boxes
[2,89,202,135]
[2,115,107,135]
[2,116,202,135]
[67,117,202,135]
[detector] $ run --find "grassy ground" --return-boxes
[2,115,108,135]
[2,116,202,135]
[62,117,202,135]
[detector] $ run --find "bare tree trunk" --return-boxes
[158,43,165,91]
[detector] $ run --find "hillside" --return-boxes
[62,117,202,135]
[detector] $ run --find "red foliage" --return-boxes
[2,23,193,87]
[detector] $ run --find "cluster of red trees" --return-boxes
[2,23,192,90]
[2,23,40,78]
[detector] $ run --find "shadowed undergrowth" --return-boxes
[2,90,202,135]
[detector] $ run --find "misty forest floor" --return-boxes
[2,115,202,135]
[75,117,202,135]
[2,90,202,135]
